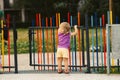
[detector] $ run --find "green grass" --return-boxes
[1,28,105,54]
[17,28,29,53]
[0,28,29,54]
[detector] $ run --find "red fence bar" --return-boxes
[38,13,42,70]
[6,14,11,72]
[50,17,54,70]
[102,14,106,71]
[45,17,50,70]
[77,12,82,71]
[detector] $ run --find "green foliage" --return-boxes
[78,0,109,15]
[13,0,55,17]
[12,0,120,19]
[12,0,79,17]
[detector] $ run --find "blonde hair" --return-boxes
[59,22,70,34]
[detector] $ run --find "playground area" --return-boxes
[0,11,120,75]
[1,0,120,80]
[1,52,109,73]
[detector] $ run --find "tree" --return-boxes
[12,0,120,23]
[78,0,109,15]
[13,0,79,17]
[113,0,120,16]
[13,0,56,17]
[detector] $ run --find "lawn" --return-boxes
[1,28,103,54]
[0,28,29,54]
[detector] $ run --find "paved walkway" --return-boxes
[1,72,120,80]
[1,54,120,80]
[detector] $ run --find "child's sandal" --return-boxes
[64,69,69,74]
[57,69,63,74]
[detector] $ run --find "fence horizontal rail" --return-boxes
[29,26,106,30]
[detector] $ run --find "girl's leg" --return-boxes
[57,57,63,73]
[63,58,69,74]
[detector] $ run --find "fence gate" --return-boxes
[28,24,120,74]
[28,26,92,73]
[0,16,18,73]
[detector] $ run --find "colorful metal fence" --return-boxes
[0,15,18,73]
[0,12,120,74]
[28,12,120,73]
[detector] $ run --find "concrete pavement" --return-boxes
[1,54,120,80]
[1,72,120,80]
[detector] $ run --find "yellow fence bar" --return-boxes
[1,20,4,72]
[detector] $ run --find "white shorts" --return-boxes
[56,48,69,58]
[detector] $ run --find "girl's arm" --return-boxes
[71,25,78,36]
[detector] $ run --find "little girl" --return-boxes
[57,22,78,74]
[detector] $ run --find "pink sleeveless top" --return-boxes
[58,33,70,49]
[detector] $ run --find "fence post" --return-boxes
[12,16,18,73]
[81,27,85,66]
[106,24,111,74]
[85,14,91,73]
[29,28,32,66]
